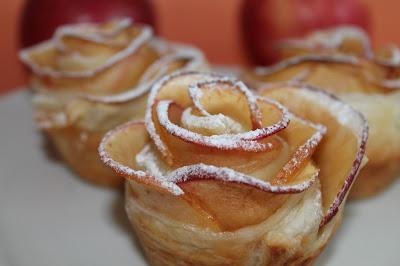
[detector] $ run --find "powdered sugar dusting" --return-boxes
[99,120,317,195]
[279,85,368,227]
[157,100,270,151]
[20,19,153,79]
[136,144,169,178]
[255,54,360,76]
[145,71,290,154]
[53,18,133,51]
[181,107,244,135]
[374,45,400,67]
[98,121,184,195]
[278,26,373,57]
[380,78,400,89]
[166,163,317,193]
[188,78,263,129]
[298,89,366,140]
[83,45,205,104]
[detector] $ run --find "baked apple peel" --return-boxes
[260,84,368,225]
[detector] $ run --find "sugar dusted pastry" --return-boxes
[275,26,373,59]
[20,19,207,187]
[243,26,400,199]
[99,71,368,265]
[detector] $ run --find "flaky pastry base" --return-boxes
[125,179,342,266]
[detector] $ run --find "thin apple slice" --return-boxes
[99,121,150,178]
[276,26,372,59]
[175,161,319,231]
[80,45,205,104]
[246,54,386,94]
[53,19,136,55]
[126,177,221,231]
[178,179,290,231]
[261,85,368,226]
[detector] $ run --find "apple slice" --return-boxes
[276,26,372,60]
[261,85,368,226]
[178,179,290,231]
[244,54,387,94]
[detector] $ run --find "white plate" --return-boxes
[1,91,399,266]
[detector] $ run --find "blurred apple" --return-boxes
[20,0,155,48]
[241,0,371,65]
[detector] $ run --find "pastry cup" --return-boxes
[100,72,368,265]
[20,19,207,187]
[243,27,400,199]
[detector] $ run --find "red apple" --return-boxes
[241,0,371,65]
[20,0,155,48]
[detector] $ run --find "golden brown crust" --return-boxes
[46,127,123,187]
[125,181,343,266]
[350,158,400,199]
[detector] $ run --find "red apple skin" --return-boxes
[242,0,371,65]
[20,0,155,48]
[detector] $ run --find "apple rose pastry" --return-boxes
[243,27,400,199]
[99,71,368,265]
[19,18,207,187]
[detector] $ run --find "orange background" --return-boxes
[1,0,400,94]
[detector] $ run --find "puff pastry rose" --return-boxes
[243,26,400,199]
[20,19,207,187]
[99,71,368,265]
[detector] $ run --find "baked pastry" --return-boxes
[243,26,400,199]
[20,19,207,187]
[99,71,368,265]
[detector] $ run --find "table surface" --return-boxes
[0,91,399,266]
